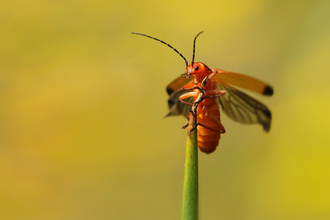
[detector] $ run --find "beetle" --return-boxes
[132,31,273,153]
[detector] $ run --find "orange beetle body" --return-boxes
[179,62,226,153]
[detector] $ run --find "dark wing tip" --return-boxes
[166,87,174,95]
[263,123,271,132]
[261,108,272,132]
[263,86,274,96]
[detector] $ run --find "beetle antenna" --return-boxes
[191,31,204,66]
[132,32,188,67]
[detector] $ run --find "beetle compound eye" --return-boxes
[194,66,199,71]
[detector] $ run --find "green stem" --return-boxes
[181,77,207,220]
[182,118,198,220]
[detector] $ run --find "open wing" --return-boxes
[212,69,273,132]
[217,81,272,132]
[166,89,193,117]
[165,75,194,117]
[213,69,273,95]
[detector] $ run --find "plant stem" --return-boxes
[182,123,198,220]
[182,77,208,220]
[181,90,201,220]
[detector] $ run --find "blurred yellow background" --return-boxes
[1,0,329,219]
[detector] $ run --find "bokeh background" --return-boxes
[1,0,330,219]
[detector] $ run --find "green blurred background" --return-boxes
[1,0,329,219]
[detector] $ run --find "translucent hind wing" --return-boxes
[217,82,271,132]
[166,75,195,117]
[166,89,193,117]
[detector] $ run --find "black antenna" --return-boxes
[191,31,204,65]
[131,32,188,67]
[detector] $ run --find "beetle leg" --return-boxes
[190,122,223,133]
[203,89,226,99]
[207,69,220,80]
[203,108,226,133]
[181,83,200,91]
[179,91,198,106]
